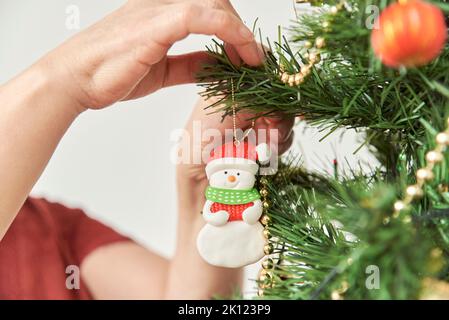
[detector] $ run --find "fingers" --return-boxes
[263,115,295,144]
[210,0,242,19]
[202,100,294,143]
[164,51,216,87]
[228,108,295,155]
[224,43,242,66]
[191,97,295,156]
[148,5,264,66]
[212,1,257,67]
[253,115,295,156]
[278,130,294,155]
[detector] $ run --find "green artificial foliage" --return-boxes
[198,0,449,299]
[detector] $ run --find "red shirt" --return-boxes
[0,197,129,300]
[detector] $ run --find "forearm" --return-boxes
[0,64,80,239]
[164,166,243,299]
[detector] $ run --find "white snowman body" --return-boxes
[197,141,270,268]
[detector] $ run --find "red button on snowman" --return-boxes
[196,140,271,268]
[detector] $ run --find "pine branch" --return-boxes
[197,0,449,299]
[262,165,438,299]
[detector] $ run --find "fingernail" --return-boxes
[263,115,282,125]
[239,26,254,41]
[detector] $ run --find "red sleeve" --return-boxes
[30,198,131,265]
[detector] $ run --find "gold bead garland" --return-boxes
[263,243,274,255]
[280,0,447,299]
[331,280,349,300]
[392,119,449,219]
[438,184,449,193]
[421,277,449,300]
[330,119,449,299]
[258,177,274,296]
[279,1,347,87]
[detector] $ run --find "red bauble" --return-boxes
[371,0,447,68]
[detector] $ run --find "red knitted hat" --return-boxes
[205,141,261,178]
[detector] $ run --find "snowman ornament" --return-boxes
[197,141,271,268]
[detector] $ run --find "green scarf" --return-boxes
[205,186,260,205]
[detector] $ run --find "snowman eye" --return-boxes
[224,171,228,175]
[237,172,240,176]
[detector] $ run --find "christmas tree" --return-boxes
[199,0,449,299]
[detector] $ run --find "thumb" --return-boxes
[163,51,216,88]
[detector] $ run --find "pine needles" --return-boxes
[198,0,449,299]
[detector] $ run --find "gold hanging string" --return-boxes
[230,78,255,146]
[230,78,271,295]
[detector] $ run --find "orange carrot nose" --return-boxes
[228,175,236,183]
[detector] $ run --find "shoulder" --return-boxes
[19,197,87,229]
[20,197,131,263]
[23,197,82,216]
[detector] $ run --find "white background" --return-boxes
[0,1,375,296]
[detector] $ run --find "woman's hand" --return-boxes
[178,97,295,181]
[40,0,264,112]
[166,97,294,299]
[0,0,262,240]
